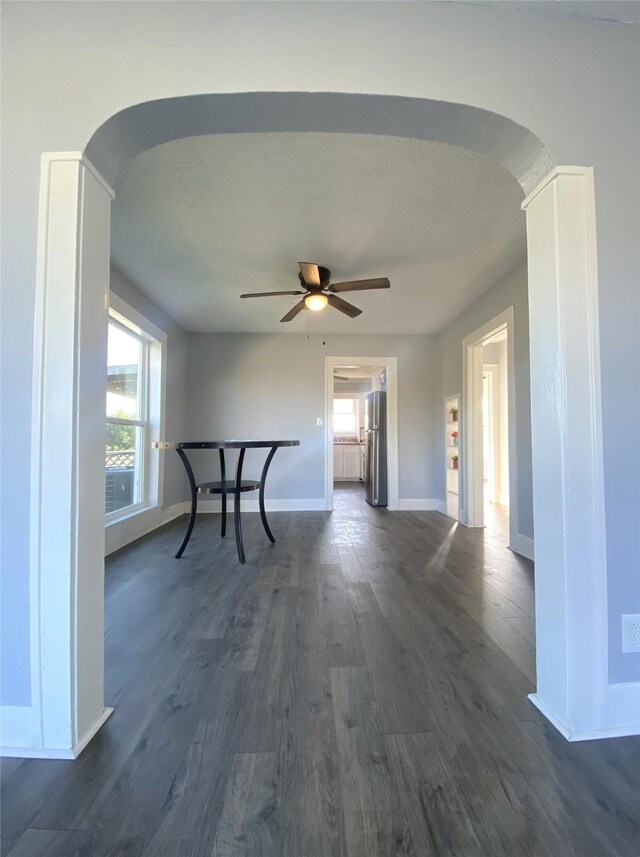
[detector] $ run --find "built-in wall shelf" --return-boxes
[445,395,460,520]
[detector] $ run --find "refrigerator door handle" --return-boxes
[372,429,379,503]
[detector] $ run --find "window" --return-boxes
[333,398,358,437]
[105,317,149,517]
[105,297,166,521]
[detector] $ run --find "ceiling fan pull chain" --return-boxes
[307,307,310,340]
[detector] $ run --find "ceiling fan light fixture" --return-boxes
[245,263,389,321]
[304,293,328,312]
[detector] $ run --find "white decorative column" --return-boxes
[27,153,114,757]
[522,167,609,739]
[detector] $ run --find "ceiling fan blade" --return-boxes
[298,262,320,287]
[329,277,390,293]
[241,290,304,298]
[334,375,350,381]
[280,299,307,323]
[327,294,362,318]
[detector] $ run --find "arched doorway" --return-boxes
[25,92,610,756]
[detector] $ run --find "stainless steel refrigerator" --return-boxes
[364,391,388,507]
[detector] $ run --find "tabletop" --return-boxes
[153,440,300,450]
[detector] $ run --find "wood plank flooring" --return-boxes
[2,484,639,856]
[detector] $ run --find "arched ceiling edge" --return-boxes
[85,92,555,194]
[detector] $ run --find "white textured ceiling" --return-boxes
[111,133,526,335]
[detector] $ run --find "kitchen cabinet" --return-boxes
[345,446,360,479]
[333,443,363,481]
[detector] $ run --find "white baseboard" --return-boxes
[510,532,535,561]
[1,706,114,758]
[73,707,114,758]
[529,684,640,741]
[105,502,186,554]
[397,499,446,512]
[196,498,326,513]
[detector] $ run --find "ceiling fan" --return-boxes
[241,262,390,323]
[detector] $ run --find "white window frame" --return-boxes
[332,396,359,438]
[105,294,166,523]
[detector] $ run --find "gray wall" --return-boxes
[436,262,533,540]
[1,1,638,705]
[110,266,189,508]
[187,333,438,502]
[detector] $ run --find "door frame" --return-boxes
[324,356,399,511]
[482,362,500,505]
[461,308,518,552]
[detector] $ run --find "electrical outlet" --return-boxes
[621,614,640,653]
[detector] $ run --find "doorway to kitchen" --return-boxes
[462,308,517,550]
[332,364,384,505]
[324,356,399,511]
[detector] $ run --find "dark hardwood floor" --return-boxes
[2,484,639,856]
[483,500,510,548]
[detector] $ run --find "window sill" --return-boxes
[105,503,151,527]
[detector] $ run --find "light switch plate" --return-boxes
[316,417,323,426]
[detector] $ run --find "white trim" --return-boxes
[509,533,535,562]
[71,707,114,758]
[195,498,326,513]
[105,501,149,526]
[482,363,499,505]
[109,292,166,343]
[37,151,115,199]
[2,708,114,759]
[105,502,186,555]
[462,328,484,527]
[461,307,518,552]
[106,417,146,428]
[528,691,640,741]
[324,357,399,511]
[196,497,441,514]
[397,499,447,512]
[521,165,588,210]
[22,152,113,758]
[1,746,77,760]
[523,166,612,737]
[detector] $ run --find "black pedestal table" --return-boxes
[152,440,300,563]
